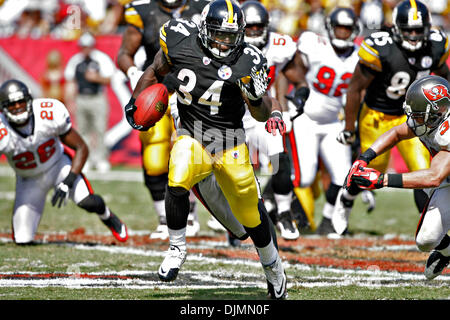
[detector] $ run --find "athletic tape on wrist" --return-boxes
[359,148,377,164]
[270,111,282,119]
[387,173,403,188]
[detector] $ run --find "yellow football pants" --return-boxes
[139,111,174,176]
[168,135,261,228]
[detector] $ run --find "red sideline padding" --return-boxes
[0,35,141,166]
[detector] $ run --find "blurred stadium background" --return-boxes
[0,0,448,170]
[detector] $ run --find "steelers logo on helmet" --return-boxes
[0,79,33,126]
[198,0,245,60]
[241,1,270,50]
[325,7,361,51]
[403,75,450,136]
[392,0,431,52]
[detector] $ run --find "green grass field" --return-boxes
[0,163,449,302]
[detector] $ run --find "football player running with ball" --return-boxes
[124,0,288,299]
[0,79,128,244]
[334,0,450,235]
[345,75,450,280]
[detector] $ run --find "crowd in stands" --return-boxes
[0,0,448,41]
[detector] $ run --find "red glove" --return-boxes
[351,167,385,190]
[344,159,368,189]
[265,111,286,136]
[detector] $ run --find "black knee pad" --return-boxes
[144,172,168,201]
[325,183,341,205]
[414,189,429,214]
[270,153,293,195]
[78,194,106,214]
[165,186,190,230]
[244,199,278,249]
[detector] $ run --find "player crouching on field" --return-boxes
[345,75,450,280]
[0,79,128,244]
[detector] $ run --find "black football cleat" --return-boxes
[424,250,450,280]
[102,212,129,242]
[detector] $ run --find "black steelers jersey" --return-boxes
[358,28,449,115]
[124,0,210,69]
[160,18,267,152]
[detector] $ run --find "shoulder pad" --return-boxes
[0,115,10,151]
[123,1,152,30]
[236,43,267,81]
[429,28,450,67]
[357,32,392,72]
[160,18,198,64]
[34,98,71,134]
[268,32,296,62]
[435,119,450,151]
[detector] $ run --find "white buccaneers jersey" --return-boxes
[297,31,359,123]
[420,117,450,190]
[243,31,297,129]
[0,98,71,178]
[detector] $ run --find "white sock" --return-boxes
[322,202,334,219]
[274,192,292,215]
[439,244,450,257]
[256,239,279,266]
[99,207,111,220]
[154,200,166,224]
[168,227,187,252]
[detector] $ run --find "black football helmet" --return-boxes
[403,75,450,136]
[392,0,431,52]
[241,0,269,50]
[325,7,361,50]
[198,0,245,59]
[0,79,33,125]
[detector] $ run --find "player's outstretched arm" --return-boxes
[117,25,144,90]
[52,128,89,208]
[60,128,89,175]
[370,122,415,156]
[395,150,450,189]
[337,64,374,145]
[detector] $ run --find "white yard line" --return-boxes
[0,238,448,290]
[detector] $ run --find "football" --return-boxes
[134,83,169,128]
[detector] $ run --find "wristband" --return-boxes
[387,173,403,188]
[126,66,138,79]
[270,111,282,119]
[358,148,377,164]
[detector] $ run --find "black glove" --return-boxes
[51,172,77,208]
[124,97,151,131]
[286,87,310,115]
